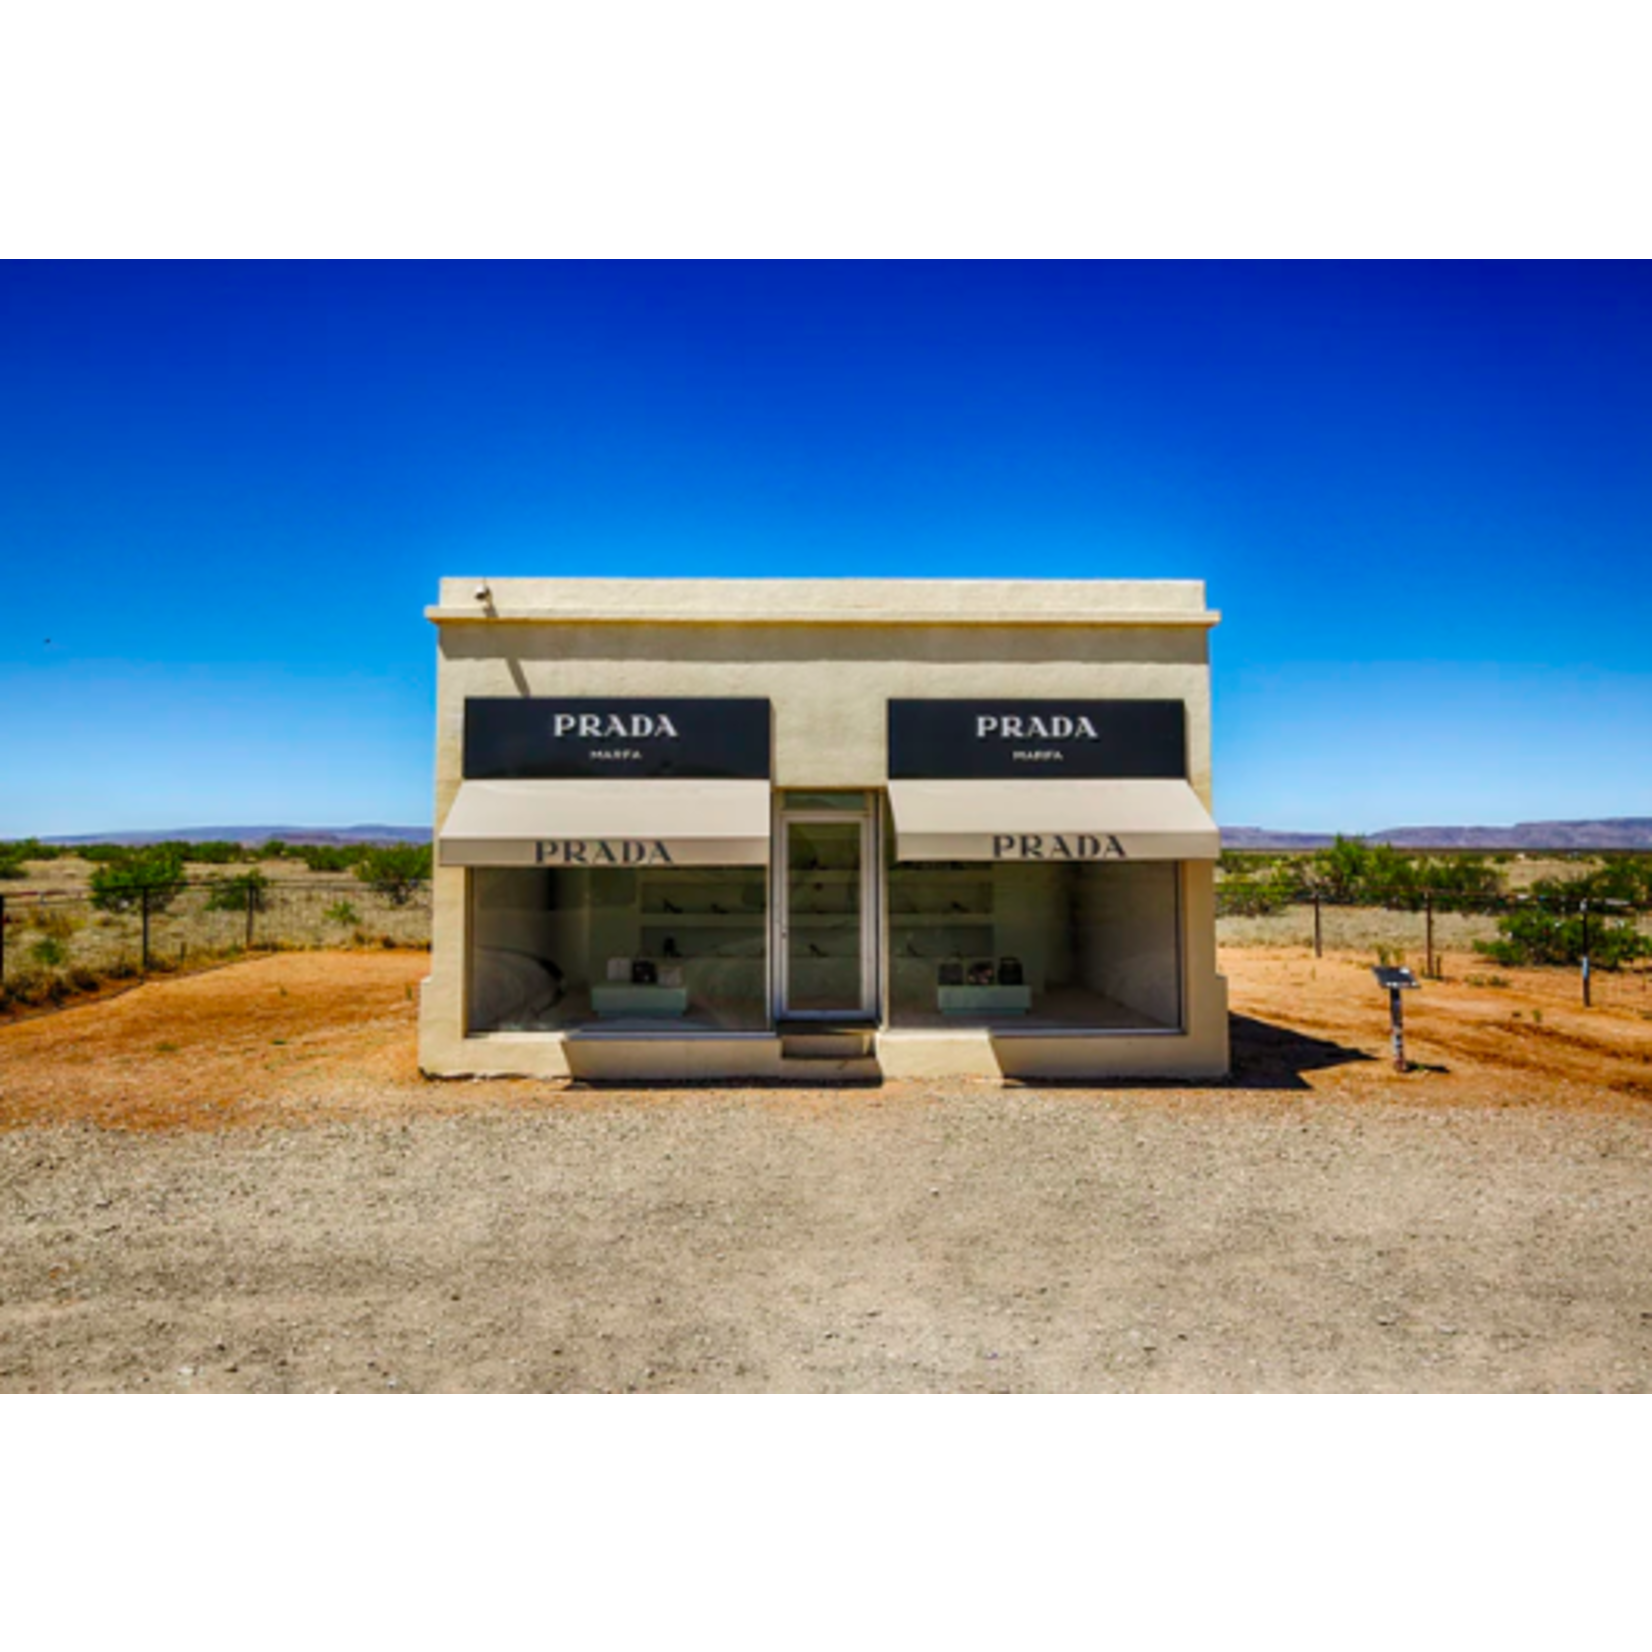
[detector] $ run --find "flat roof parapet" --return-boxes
[428,577,1218,628]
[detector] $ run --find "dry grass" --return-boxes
[1217,906,1504,953]
[1,858,429,1009]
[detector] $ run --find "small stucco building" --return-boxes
[418,577,1228,1083]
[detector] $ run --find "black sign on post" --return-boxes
[464,698,771,780]
[888,700,1187,780]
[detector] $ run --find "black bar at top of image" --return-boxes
[464,698,772,780]
[888,699,1187,780]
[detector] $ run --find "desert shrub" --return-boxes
[323,899,361,927]
[1475,907,1652,969]
[258,839,290,859]
[1216,865,1300,917]
[183,840,247,864]
[1412,855,1503,912]
[1529,856,1652,909]
[1301,841,1505,910]
[205,870,271,913]
[29,936,69,969]
[89,845,187,915]
[295,844,370,873]
[354,844,431,906]
[3,967,67,1006]
[26,907,81,941]
[1306,837,1376,903]
[0,839,49,878]
[77,841,133,864]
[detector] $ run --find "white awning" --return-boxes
[439,779,771,868]
[887,779,1219,862]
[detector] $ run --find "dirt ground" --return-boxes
[2,948,1650,1392]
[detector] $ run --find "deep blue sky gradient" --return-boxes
[2,261,1648,836]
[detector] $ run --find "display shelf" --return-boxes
[638,868,763,880]
[639,914,761,927]
[886,871,994,918]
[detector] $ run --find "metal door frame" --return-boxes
[772,796,880,1022]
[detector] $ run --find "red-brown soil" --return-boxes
[3,947,1649,1132]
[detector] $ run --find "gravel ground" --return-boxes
[2,950,1650,1392]
[3,1093,1650,1393]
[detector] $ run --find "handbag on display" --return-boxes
[967,959,996,987]
[631,958,658,986]
[938,957,964,987]
[607,957,632,982]
[998,956,1024,986]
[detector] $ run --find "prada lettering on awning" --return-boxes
[887,779,1219,862]
[438,780,771,868]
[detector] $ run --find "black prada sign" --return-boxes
[888,700,1186,780]
[464,698,771,780]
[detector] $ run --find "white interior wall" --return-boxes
[1075,861,1181,1026]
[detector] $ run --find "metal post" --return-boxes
[141,885,152,974]
[0,893,6,980]
[1581,898,1591,1009]
[246,880,256,951]
[1390,986,1407,1071]
[1313,891,1323,959]
[1424,891,1435,979]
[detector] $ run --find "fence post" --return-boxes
[246,880,256,951]
[141,885,152,974]
[1312,891,1323,959]
[1424,892,1435,979]
[1581,899,1591,1009]
[0,892,6,980]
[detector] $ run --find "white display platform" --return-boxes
[937,984,1032,1015]
[591,977,687,1017]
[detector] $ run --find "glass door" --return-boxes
[779,809,876,1019]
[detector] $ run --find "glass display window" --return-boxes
[887,838,1181,1031]
[468,864,768,1033]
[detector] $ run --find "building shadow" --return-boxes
[1227,1013,1376,1091]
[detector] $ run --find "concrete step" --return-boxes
[778,1022,877,1061]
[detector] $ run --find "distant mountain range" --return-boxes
[41,825,431,848]
[1222,818,1652,851]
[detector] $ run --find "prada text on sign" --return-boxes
[536,839,674,866]
[991,833,1127,860]
[465,697,771,780]
[888,699,1186,780]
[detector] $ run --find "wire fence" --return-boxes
[1216,886,1652,1013]
[0,877,431,1007]
[6,872,1650,1017]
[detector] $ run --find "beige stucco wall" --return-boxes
[418,578,1227,1082]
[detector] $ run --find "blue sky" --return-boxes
[2,260,1648,837]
